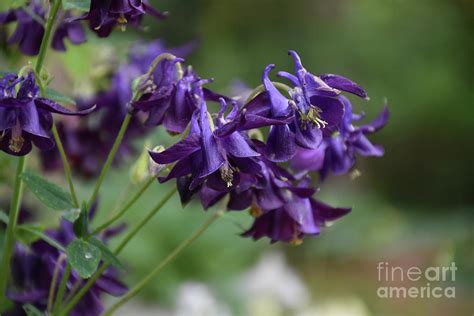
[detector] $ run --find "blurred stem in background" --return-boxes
[0,156,26,307]
[103,208,224,316]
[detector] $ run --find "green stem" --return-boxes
[52,263,71,315]
[58,188,177,316]
[87,113,132,209]
[0,156,26,307]
[103,209,223,316]
[90,176,156,236]
[245,81,292,104]
[52,124,79,207]
[35,0,62,74]
[113,187,176,255]
[47,254,66,313]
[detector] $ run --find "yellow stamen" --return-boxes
[249,205,263,218]
[9,136,24,153]
[219,165,234,187]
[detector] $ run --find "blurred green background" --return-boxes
[1,0,473,315]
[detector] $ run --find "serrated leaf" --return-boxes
[44,87,76,105]
[23,304,44,316]
[63,208,81,222]
[0,210,9,225]
[20,171,74,211]
[67,239,101,278]
[62,0,91,12]
[89,237,123,269]
[16,225,65,252]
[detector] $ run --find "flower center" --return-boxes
[8,119,24,153]
[219,164,234,188]
[249,205,262,218]
[290,224,303,246]
[299,106,327,130]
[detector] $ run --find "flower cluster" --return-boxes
[0,71,94,156]
[0,0,85,56]
[39,39,196,178]
[82,0,168,37]
[4,206,127,316]
[0,0,166,55]
[150,51,389,244]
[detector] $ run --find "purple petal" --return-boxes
[262,64,290,117]
[320,74,368,99]
[149,134,201,164]
[309,95,344,128]
[35,98,95,116]
[265,125,296,162]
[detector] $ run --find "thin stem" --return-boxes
[90,176,156,236]
[113,187,176,255]
[47,254,66,313]
[103,209,223,316]
[52,263,71,315]
[87,113,132,209]
[0,156,26,306]
[245,81,292,104]
[52,124,79,207]
[59,188,177,316]
[35,0,62,74]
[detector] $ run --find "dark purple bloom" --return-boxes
[0,72,94,156]
[221,50,368,162]
[83,0,167,37]
[0,1,86,56]
[243,195,351,244]
[132,58,228,134]
[40,39,195,178]
[320,96,389,177]
[5,207,127,316]
[290,96,389,177]
[150,97,260,201]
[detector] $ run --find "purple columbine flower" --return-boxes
[150,96,261,204]
[290,96,389,177]
[133,60,228,134]
[0,72,94,156]
[83,0,167,38]
[321,96,389,177]
[243,194,351,244]
[0,1,86,56]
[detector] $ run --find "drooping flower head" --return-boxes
[221,51,370,163]
[132,56,228,134]
[40,39,195,178]
[83,0,168,37]
[0,0,86,56]
[150,95,261,205]
[0,71,94,156]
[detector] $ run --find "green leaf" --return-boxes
[62,0,91,12]
[89,237,123,269]
[15,224,44,245]
[44,87,76,105]
[16,225,65,252]
[0,210,9,225]
[20,171,74,211]
[67,239,101,278]
[63,207,81,222]
[23,304,44,316]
